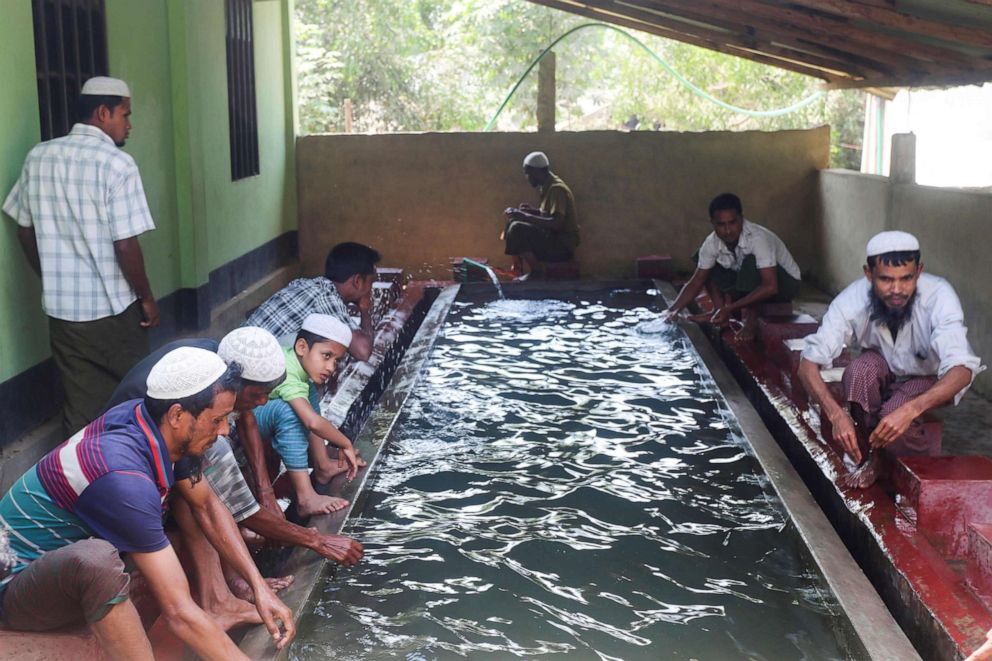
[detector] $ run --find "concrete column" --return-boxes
[537,51,556,133]
[890,132,916,185]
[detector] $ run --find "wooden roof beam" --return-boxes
[608,0,897,76]
[527,0,852,82]
[633,0,926,74]
[577,0,873,77]
[699,0,977,67]
[784,0,992,50]
[825,66,992,89]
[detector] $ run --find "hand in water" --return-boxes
[339,443,360,480]
[637,310,680,334]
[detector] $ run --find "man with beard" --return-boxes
[0,348,294,659]
[502,151,580,281]
[799,231,984,488]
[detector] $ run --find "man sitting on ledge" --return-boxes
[799,231,985,489]
[0,348,294,659]
[664,193,801,340]
[503,151,580,281]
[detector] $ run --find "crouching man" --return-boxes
[0,348,294,660]
[798,231,984,488]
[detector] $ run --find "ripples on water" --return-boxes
[292,291,864,660]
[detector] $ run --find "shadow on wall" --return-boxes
[295,127,830,281]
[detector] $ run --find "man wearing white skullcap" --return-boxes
[102,328,362,616]
[254,313,363,517]
[0,347,297,658]
[4,75,158,436]
[800,231,984,488]
[502,150,580,280]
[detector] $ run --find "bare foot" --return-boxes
[840,453,882,489]
[734,308,758,341]
[314,462,349,485]
[207,597,263,632]
[298,494,349,517]
[227,574,295,603]
[241,528,266,549]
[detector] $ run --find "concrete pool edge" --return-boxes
[239,284,461,659]
[656,280,920,661]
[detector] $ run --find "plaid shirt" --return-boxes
[3,124,155,322]
[245,277,359,338]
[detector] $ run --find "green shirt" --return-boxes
[270,346,311,402]
[540,172,580,249]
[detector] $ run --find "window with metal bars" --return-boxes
[225,0,260,181]
[31,0,109,141]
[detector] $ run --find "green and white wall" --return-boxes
[0,0,299,444]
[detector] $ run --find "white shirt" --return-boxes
[802,273,985,404]
[3,124,155,322]
[697,219,801,280]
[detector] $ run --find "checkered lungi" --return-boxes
[841,350,938,455]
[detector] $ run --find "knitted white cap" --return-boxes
[301,314,352,347]
[81,76,131,97]
[219,327,285,383]
[523,151,549,168]
[146,347,228,400]
[866,231,919,258]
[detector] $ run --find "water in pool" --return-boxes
[292,290,866,660]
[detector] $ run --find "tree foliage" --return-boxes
[295,0,865,168]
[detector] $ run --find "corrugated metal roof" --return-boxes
[527,0,992,88]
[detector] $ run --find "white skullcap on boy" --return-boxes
[866,231,919,258]
[301,314,353,348]
[522,151,550,168]
[81,76,131,97]
[147,347,227,400]
[219,327,285,383]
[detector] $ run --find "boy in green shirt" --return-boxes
[254,314,361,516]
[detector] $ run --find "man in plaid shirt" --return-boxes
[4,77,158,435]
[246,242,379,363]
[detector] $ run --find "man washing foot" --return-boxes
[799,231,984,489]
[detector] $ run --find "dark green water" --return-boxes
[292,290,866,660]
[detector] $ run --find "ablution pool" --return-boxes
[274,282,908,660]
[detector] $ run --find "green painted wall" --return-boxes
[0,2,50,382]
[175,0,297,281]
[0,0,297,387]
[107,0,182,296]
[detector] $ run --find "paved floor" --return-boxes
[794,283,991,457]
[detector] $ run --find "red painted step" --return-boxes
[545,260,580,280]
[894,455,992,558]
[757,314,818,367]
[757,301,794,317]
[967,523,992,609]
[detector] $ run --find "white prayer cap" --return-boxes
[522,151,550,168]
[866,231,919,258]
[80,76,131,97]
[219,327,285,383]
[301,314,352,347]
[147,347,228,400]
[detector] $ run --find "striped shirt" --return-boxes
[245,277,359,339]
[2,123,156,321]
[0,400,174,588]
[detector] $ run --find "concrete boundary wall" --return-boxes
[815,170,991,397]
[297,127,829,281]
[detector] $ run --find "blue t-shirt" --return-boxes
[103,337,218,482]
[0,400,175,587]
